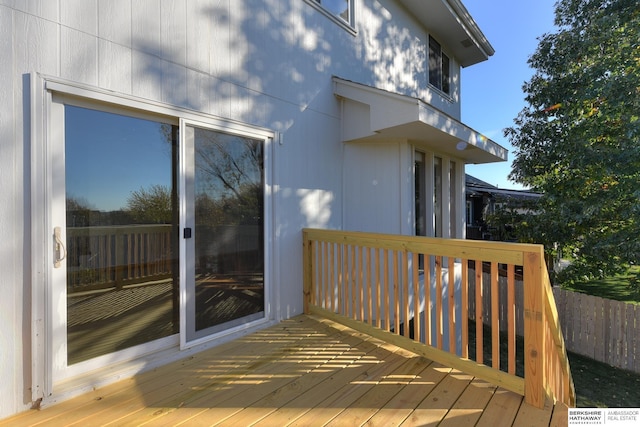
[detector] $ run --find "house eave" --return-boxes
[333,77,507,164]
[398,0,495,67]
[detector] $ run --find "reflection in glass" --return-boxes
[65,105,179,365]
[193,128,265,332]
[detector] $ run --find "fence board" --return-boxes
[549,288,640,373]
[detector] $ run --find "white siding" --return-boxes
[0,0,472,418]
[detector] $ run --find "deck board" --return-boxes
[1,315,564,427]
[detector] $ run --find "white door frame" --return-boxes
[30,73,276,404]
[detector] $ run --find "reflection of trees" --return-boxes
[126,184,173,224]
[66,197,134,226]
[194,130,263,227]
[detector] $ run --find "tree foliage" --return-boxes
[126,184,173,224]
[506,0,640,284]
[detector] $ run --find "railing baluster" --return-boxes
[403,250,409,338]
[375,248,380,328]
[329,243,335,312]
[491,261,500,369]
[394,250,400,334]
[435,255,443,350]
[300,229,575,408]
[475,259,483,364]
[425,255,432,346]
[508,263,516,375]
[383,249,390,332]
[449,256,456,355]
[366,247,372,325]
[413,252,420,343]
[461,258,469,358]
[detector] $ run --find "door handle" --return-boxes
[54,226,66,268]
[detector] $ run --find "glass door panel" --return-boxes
[63,105,179,365]
[182,122,265,345]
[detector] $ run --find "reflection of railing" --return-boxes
[302,228,575,408]
[67,225,174,293]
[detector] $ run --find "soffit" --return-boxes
[397,0,495,67]
[333,77,507,164]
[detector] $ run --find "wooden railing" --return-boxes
[67,224,174,292]
[302,228,575,408]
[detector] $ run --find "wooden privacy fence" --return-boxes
[66,224,174,293]
[553,288,640,373]
[302,228,575,408]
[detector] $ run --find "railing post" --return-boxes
[302,230,313,314]
[523,248,545,408]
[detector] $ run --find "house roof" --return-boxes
[333,77,508,164]
[398,0,495,67]
[465,174,542,200]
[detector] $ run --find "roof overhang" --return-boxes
[398,0,494,67]
[333,77,507,164]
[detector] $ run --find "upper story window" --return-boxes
[308,0,354,29]
[429,36,450,95]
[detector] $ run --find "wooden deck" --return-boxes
[2,315,568,427]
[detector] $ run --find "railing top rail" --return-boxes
[303,228,544,265]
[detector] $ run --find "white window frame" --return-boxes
[305,0,356,34]
[30,73,276,404]
[428,35,451,95]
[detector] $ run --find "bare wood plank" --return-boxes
[375,248,381,328]
[366,247,372,325]
[425,255,432,346]
[508,263,516,375]
[323,240,329,309]
[549,402,570,427]
[475,260,483,364]
[329,243,335,312]
[461,258,469,359]
[384,249,390,331]
[108,319,364,426]
[394,250,400,334]
[491,261,500,369]
[603,297,611,365]
[400,370,473,426]
[286,350,412,427]
[436,256,443,350]
[512,397,554,427]
[363,360,450,427]
[301,228,528,265]
[403,250,410,338]
[311,307,525,397]
[594,295,605,363]
[350,244,356,318]
[438,379,498,427]
[475,387,523,427]
[448,256,456,355]
[250,339,402,427]
[324,356,429,427]
[340,243,347,316]
[26,318,326,426]
[413,252,421,343]
[523,250,545,409]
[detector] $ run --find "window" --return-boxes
[429,36,450,94]
[308,0,354,27]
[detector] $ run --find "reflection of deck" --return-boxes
[68,276,264,364]
[5,315,567,426]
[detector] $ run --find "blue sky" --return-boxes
[461,0,558,189]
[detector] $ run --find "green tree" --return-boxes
[126,184,173,224]
[506,0,640,284]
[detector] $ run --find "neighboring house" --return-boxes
[465,174,541,240]
[0,0,506,419]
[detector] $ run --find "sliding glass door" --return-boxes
[181,121,265,346]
